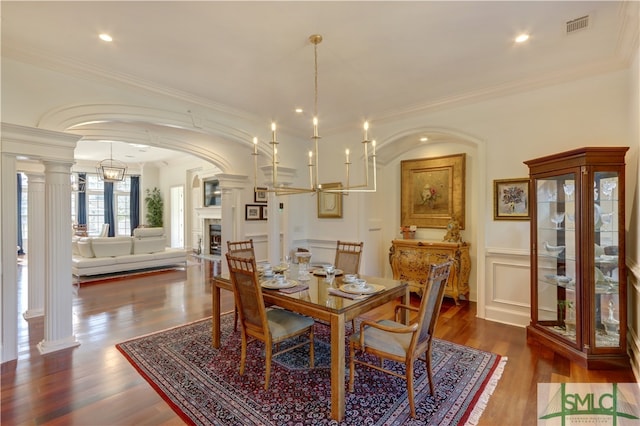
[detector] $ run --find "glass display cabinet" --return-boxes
[525,147,629,369]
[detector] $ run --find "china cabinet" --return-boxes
[389,239,470,303]
[525,147,629,369]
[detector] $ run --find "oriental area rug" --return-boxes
[116,313,506,426]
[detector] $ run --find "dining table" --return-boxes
[210,262,409,422]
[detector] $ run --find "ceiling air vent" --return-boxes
[566,15,590,34]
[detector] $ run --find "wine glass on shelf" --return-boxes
[563,182,575,200]
[601,180,617,199]
[600,212,614,231]
[550,212,565,229]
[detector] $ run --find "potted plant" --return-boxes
[145,187,164,227]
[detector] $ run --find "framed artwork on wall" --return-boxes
[245,204,261,221]
[254,187,268,203]
[493,178,530,220]
[203,179,220,207]
[317,182,343,218]
[261,205,268,220]
[401,154,466,229]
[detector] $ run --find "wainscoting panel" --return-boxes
[484,248,531,327]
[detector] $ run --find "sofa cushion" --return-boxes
[113,253,155,264]
[133,227,164,238]
[91,237,132,257]
[77,238,95,258]
[133,236,166,254]
[72,256,116,268]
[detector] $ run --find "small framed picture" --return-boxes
[245,204,261,221]
[317,182,343,218]
[261,205,268,220]
[493,178,530,220]
[254,187,268,203]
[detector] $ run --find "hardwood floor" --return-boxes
[2,258,636,425]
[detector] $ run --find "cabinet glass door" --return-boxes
[535,173,578,344]
[594,171,620,348]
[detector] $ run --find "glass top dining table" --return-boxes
[210,262,409,421]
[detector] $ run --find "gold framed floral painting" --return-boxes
[493,178,530,220]
[401,154,465,229]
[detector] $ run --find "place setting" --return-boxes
[261,274,308,293]
[329,276,385,300]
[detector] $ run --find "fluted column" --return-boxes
[37,160,80,354]
[1,153,18,362]
[23,173,46,319]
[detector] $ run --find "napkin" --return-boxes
[327,287,368,300]
[278,284,309,294]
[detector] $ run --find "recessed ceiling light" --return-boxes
[515,34,530,43]
[295,108,304,114]
[420,137,428,142]
[129,143,149,148]
[99,33,113,42]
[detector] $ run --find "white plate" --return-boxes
[313,268,344,276]
[261,279,298,289]
[339,283,384,295]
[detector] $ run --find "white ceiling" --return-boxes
[2,1,638,164]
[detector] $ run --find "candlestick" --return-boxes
[345,148,350,163]
[363,121,369,141]
[253,137,258,154]
[313,117,318,137]
[271,122,277,141]
[372,140,376,156]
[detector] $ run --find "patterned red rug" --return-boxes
[117,313,506,425]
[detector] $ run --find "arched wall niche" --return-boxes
[376,125,487,315]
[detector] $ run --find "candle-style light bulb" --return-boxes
[313,117,319,137]
[372,139,376,155]
[363,121,369,141]
[345,148,350,163]
[253,137,258,154]
[308,150,313,165]
[271,122,277,141]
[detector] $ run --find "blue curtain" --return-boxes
[104,181,115,237]
[17,173,24,255]
[130,176,140,234]
[78,173,87,224]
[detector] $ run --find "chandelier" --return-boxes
[252,34,377,195]
[96,142,127,182]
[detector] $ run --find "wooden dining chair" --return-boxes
[225,253,315,390]
[335,241,364,330]
[227,240,255,331]
[334,241,363,274]
[348,260,453,418]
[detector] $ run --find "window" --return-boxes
[20,173,28,240]
[84,174,132,236]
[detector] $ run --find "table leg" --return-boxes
[212,280,221,348]
[330,312,346,421]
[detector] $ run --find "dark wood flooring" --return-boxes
[1,258,636,425]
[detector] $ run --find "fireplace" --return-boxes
[210,224,222,256]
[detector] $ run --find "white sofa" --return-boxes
[72,227,187,279]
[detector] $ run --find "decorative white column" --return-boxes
[1,153,18,362]
[37,160,80,354]
[23,173,46,319]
